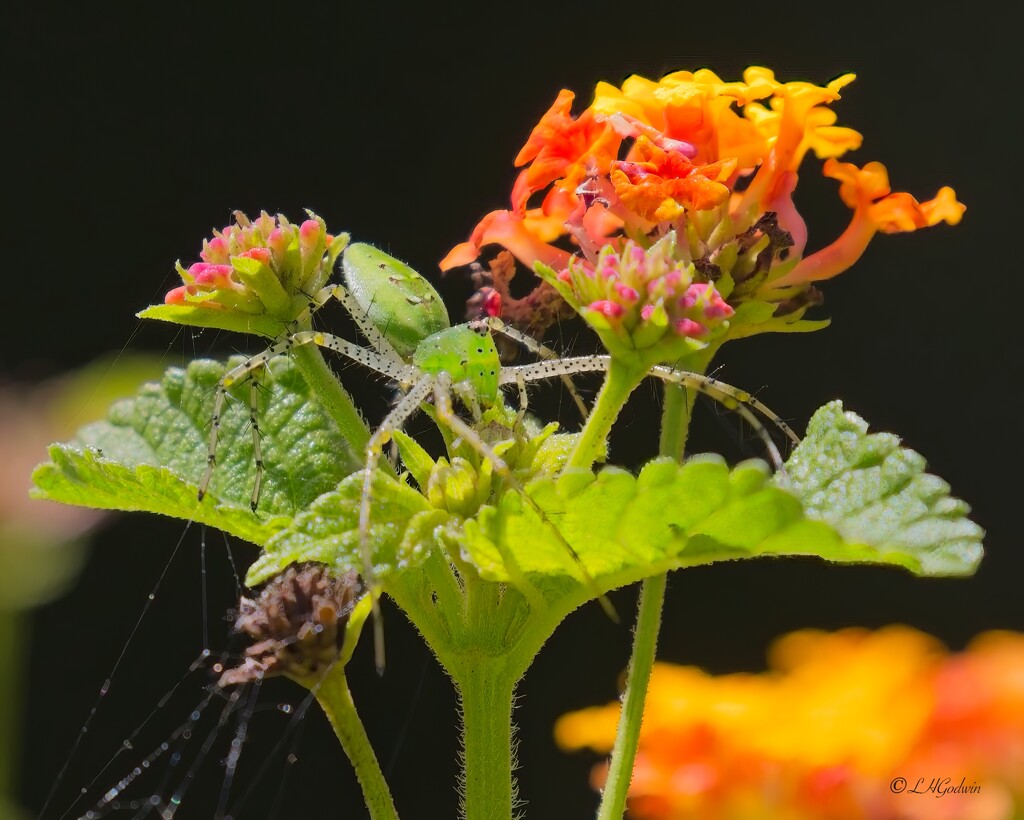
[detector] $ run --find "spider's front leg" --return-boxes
[501,355,800,471]
[478,316,590,422]
[358,373,437,675]
[431,372,618,623]
[199,353,283,510]
[199,327,414,513]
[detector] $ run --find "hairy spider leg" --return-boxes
[356,368,618,673]
[197,361,269,512]
[198,331,414,507]
[476,317,590,421]
[199,275,410,509]
[201,326,624,673]
[429,371,616,618]
[248,376,265,512]
[499,356,800,471]
[301,283,407,365]
[512,371,529,428]
[358,374,437,675]
[198,311,591,511]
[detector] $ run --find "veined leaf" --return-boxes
[248,401,982,619]
[778,400,983,576]
[32,357,362,543]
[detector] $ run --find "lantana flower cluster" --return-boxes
[557,627,1024,820]
[443,68,964,355]
[553,233,734,362]
[162,211,347,331]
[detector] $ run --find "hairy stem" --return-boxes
[598,383,696,819]
[596,572,666,820]
[290,343,372,458]
[454,660,517,820]
[313,664,399,820]
[567,359,646,471]
[658,383,697,462]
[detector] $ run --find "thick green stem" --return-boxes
[597,383,697,819]
[313,664,399,820]
[291,343,372,457]
[0,609,21,802]
[454,661,517,820]
[567,359,646,471]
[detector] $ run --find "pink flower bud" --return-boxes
[674,318,706,337]
[614,283,640,303]
[188,262,234,288]
[299,219,321,248]
[268,228,290,257]
[704,301,733,320]
[589,300,624,319]
[165,285,189,304]
[239,247,272,265]
[201,237,230,264]
[680,282,708,309]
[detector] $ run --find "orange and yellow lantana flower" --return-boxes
[442,68,963,349]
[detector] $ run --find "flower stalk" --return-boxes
[454,660,519,820]
[597,382,697,818]
[314,663,400,820]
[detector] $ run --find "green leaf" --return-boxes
[246,471,447,586]
[137,304,288,339]
[723,300,831,340]
[392,429,435,490]
[777,400,984,576]
[32,446,284,544]
[31,357,363,545]
[461,457,815,602]
[249,401,983,624]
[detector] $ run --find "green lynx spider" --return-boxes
[197,246,799,670]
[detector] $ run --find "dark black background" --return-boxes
[8,3,1019,819]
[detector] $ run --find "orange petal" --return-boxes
[438,208,570,272]
[921,186,966,226]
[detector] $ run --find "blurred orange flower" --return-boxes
[557,627,1024,819]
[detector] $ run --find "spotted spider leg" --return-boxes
[357,369,617,673]
[198,331,413,509]
[357,373,437,674]
[303,283,406,363]
[199,276,410,509]
[499,355,800,471]
[476,316,590,421]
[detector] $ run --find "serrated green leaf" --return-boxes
[246,471,442,586]
[777,400,984,576]
[460,456,814,600]
[32,446,284,543]
[32,357,362,544]
[249,401,983,624]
